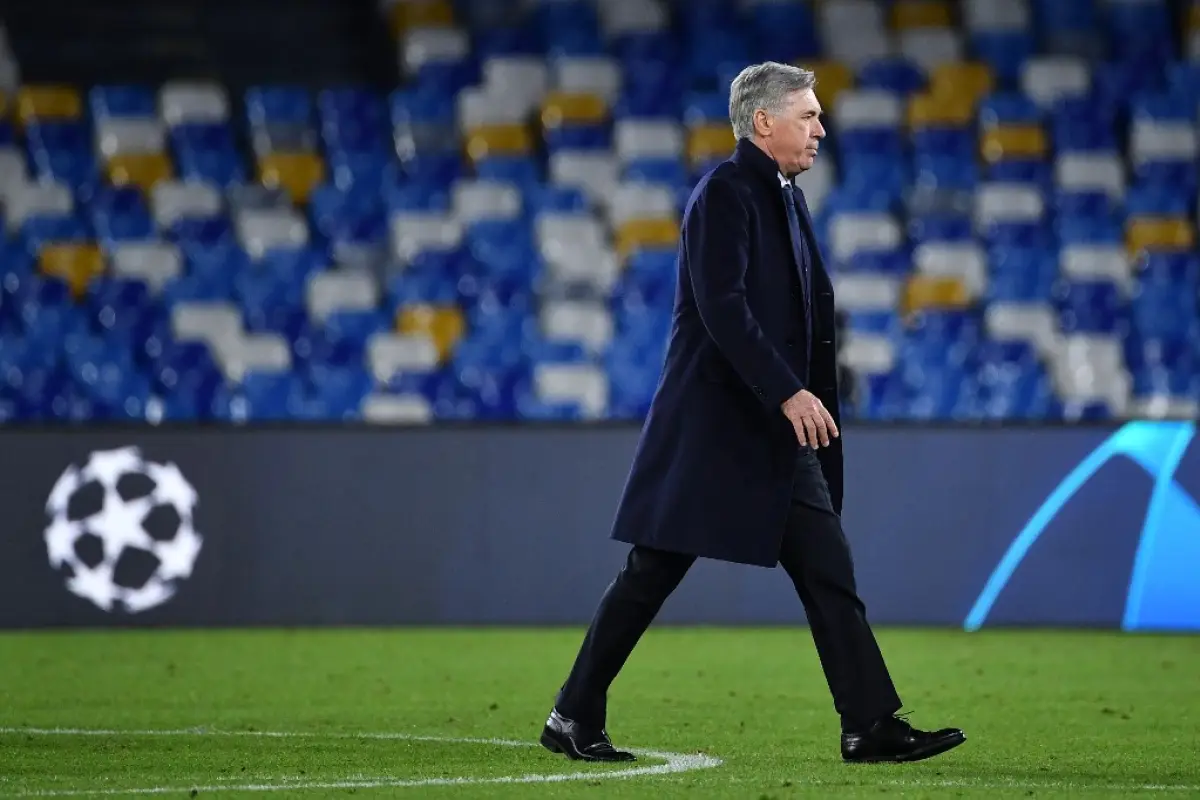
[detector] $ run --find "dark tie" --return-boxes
[781,183,813,368]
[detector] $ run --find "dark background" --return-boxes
[2,422,1195,630]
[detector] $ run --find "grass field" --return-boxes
[1,627,1198,798]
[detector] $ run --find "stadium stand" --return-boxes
[0,0,1198,424]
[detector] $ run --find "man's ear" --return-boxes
[753,108,771,137]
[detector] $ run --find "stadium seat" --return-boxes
[367,332,441,382]
[891,0,953,30]
[160,82,230,126]
[686,125,736,168]
[396,304,465,362]
[38,243,104,297]
[1126,218,1196,255]
[258,152,326,204]
[930,62,994,105]
[362,392,435,423]
[980,125,1047,163]
[615,218,677,260]
[306,268,379,324]
[914,242,988,298]
[900,28,964,74]
[110,242,183,291]
[388,0,456,39]
[106,152,172,192]
[5,182,73,231]
[1020,56,1090,109]
[804,61,853,108]
[17,85,82,125]
[464,124,533,162]
[0,0,1196,424]
[903,275,971,313]
[533,361,608,419]
[908,93,975,128]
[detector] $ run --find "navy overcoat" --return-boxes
[609,137,843,568]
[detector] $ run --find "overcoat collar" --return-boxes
[731,137,787,189]
[730,138,829,279]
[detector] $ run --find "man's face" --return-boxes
[759,88,826,176]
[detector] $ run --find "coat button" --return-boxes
[753,385,763,396]
[786,338,795,347]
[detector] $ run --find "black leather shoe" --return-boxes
[841,714,965,763]
[540,708,636,762]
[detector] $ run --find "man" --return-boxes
[538,62,966,764]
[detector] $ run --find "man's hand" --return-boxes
[781,389,839,449]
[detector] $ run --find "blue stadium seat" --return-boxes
[241,371,309,420]
[909,213,973,245]
[914,155,979,191]
[170,123,246,186]
[88,186,155,243]
[89,85,158,119]
[746,1,819,62]
[978,92,1042,126]
[21,215,91,253]
[1,0,1198,424]
[26,121,99,189]
[1034,0,1096,35]
[245,85,313,127]
[986,159,1052,187]
[857,57,927,95]
[971,31,1036,86]
[1055,280,1126,334]
[1103,1,1170,61]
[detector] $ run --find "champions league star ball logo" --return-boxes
[43,446,203,613]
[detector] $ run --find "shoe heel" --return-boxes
[540,731,563,754]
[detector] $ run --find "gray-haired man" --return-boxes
[538,62,965,764]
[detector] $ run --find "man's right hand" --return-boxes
[781,389,839,449]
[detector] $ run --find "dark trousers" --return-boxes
[555,447,903,732]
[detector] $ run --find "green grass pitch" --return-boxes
[2,628,1198,797]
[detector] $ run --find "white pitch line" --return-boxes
[0,727,723,797]
[10,729,1197,796]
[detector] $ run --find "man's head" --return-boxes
[729,62,826,177]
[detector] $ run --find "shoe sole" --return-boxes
[540,730,574,757]
[844,732,966,764]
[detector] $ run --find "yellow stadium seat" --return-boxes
[464,124,533,161]
[930,62,994,106]
[258,152,326,204]
[39,243,104,297]
[616,218,679,260]
[1187,3,1200,32]
[891,0,952,29]
[396,304,466,361]
[687,125,735,164]
[799,60,853,108]
[902,275,969,314]
[1126,218,1197,255]
[908,93,975,128]
[388,0,454,37]
[540,92,608,127]
[106,153,173,192]
[17,85,82,125]
[980,126,1047,163]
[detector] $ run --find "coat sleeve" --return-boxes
[686,176,804,410]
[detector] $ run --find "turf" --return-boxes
[1,628,1198,798]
